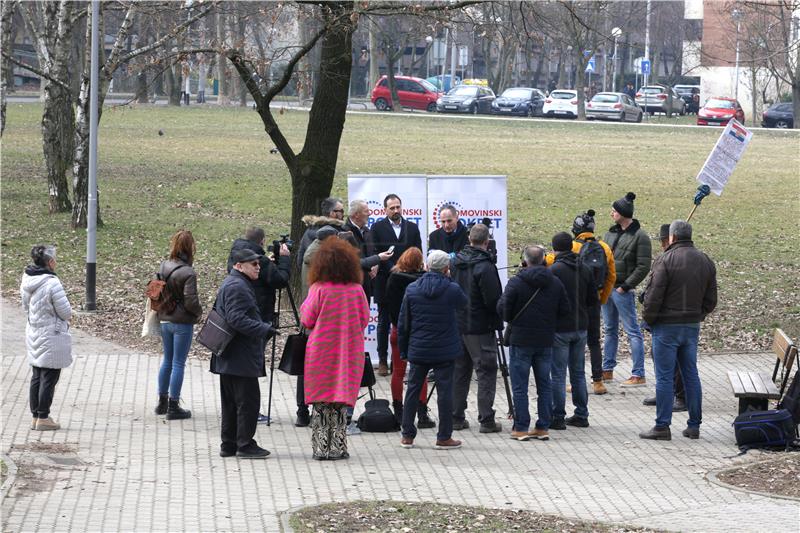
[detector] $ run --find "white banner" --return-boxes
[427,175,509,287]
[347,175,428,363]
[696,119,752,196]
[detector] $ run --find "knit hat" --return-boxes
[659,224,670,241]
[572,209,596,236]
[316,225,339,241]
[612,192,636,218]
[552,232,573,253]
[426,249,451,273]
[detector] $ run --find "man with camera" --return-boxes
[227,227,291,423]
[451,223,504,433]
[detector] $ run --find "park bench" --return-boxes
[727,329,797,414]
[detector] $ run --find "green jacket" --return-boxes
[603,219,652,291]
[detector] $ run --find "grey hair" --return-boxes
[669,220,692,241]
[349,199,368,216]
[440,204,458,218]
[523,245,545,266]
[31,244,57,268]
[320,197,342,216]
[469,223,490,244]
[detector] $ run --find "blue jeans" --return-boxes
[158,322,193,399]
[509,345,552,432]
[602,290,645,377]
[402,361,454,442]
[652,324,702,428]
[551,331,589,420]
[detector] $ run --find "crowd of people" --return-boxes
[20,189,718,459]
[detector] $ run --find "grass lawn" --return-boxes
[1,102,798,354]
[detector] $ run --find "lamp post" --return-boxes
[611,27,622,92]
[425,35,433,78]
[732,8,743,101]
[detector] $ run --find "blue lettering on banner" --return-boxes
[461,217,503,229]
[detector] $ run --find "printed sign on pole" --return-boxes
[695,119,752,195]
[640,59,651,75]
[585,55,596,73]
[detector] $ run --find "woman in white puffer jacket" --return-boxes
[20,245,72,431]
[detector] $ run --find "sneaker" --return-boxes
[400,437,414,449]
[642,396,657,406]
[550,418,566,430]
[377,361,389,377]
[257,413,270,424]
[639,425,671,441]
[236,444,271,459]
[510,430,531,441]
[592,381,607,395]
[34,417,59,431]
[434,438,462,450]
[620,376,646,388]
[527,428,550,441]
[346,422,361,436]
[673,398,687,412]
[219,447,236,458]
[295,411,311,427]
[602,370,614,382]
[682,426,699,439]
[479,421,503,433]
[565,416,589,428]
[30,417,38,430]
[452,419,470,431]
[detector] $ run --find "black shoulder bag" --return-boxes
[502,288,541,347]
[196,297,235,357]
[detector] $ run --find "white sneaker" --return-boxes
[346,422,361,436]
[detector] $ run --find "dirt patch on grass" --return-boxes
[11,442,77,454]
[716,454,800,499]
[290,501,661,532]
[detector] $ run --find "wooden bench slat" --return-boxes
[727,371,780,399]
[728,370,747,395]
[750,372,770,395]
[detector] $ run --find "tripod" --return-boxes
[265,284,300,426]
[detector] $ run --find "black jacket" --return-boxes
[451,246,503,334]
[210,270,273,378]
[497,265,570,348]
[226,239,290,323]
[643,240,717,325]
[384,270,424,325]
[428,222,469,255]
[550,251,599,332]
[343,218,380,299]
[370,217,422,304]
[398,272,467,364]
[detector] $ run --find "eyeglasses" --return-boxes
[332,209,344,214]
[249,261,260,267]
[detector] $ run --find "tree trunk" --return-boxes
[750,67,757,128]
[532,43,545,88]
[0,0,15,137]
[216,10,229,105]
[71,75,106,228]
[556,46,566,89]
[792,84,800,129]
[368,18,379,97]
[165,63,181,105]
[41,82,74,212]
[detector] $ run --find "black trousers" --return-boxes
[587,304,603,381]
[219,375,260,452]
[376,304,390,361]
[296,375,308,414]
[30,367,61,418]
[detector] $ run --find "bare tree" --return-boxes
[0,0,17,137]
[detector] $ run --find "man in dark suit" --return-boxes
[343,199,392,300]
[428,204,468,256]
[370,193,423,376]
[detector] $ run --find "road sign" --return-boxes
[641,59,651,75]
[585,55,596,73]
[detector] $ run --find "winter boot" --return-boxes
[166,398,192,420]
[154,394,168,415]
[417,403,436,429]
[392,400,404,427]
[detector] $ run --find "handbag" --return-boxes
[278,328,307,376]
[196,307,235,356]
[360,352,376,388]
[140,298,161,338]
[502,288,541,347]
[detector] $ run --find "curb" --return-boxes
[706,456,800,502]
[278,504,307,533]
[0,454,18,500]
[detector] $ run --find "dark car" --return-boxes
[490,87,546,117]
[761,102,794,129]
[436,85,496,114]
[675,84,701,114]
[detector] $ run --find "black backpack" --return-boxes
[733,409,798,451]
[577,238,607,291]
[779,369,800,425]
[357,398,398,432]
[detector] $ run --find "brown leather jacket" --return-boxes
[156,259,203,324]
[642,240,717,325]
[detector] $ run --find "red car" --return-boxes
[371,75,441,112]
[697,97,745,126]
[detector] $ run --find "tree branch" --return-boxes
[1,51,70,90]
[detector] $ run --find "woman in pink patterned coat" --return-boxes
[300,238,369,460]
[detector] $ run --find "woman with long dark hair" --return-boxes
[154,230,203,420]
[300,238,369,460]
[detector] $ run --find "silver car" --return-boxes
[586,92,643,122]
[635,85,686,115]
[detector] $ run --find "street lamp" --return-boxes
[611,27,622,92]
[425,35,433,78]
[732,8,743,101]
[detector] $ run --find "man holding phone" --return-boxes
[370,194,423,376]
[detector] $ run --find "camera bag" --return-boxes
[733,408,798,451]
[357,398,398,432]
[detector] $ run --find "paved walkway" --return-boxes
[2,299,798,532]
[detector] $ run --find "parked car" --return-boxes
[675,84,701,114]
[491,87,546,117]
[436,85,496,114]
[696,97,745,126]
[371,75,441,112]
[425,74,461,93]
[635,85,686,115]
[542,89,579,118]
[761,102,794,128]
[586,92,643,122]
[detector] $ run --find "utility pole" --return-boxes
[85,0,99,311]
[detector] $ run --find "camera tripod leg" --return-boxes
[495,333,515,420]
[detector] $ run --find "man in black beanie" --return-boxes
[602,192,652,387]
[549,232,598,429]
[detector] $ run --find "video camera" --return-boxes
[267,234,293,261]
[467,217,498,264]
